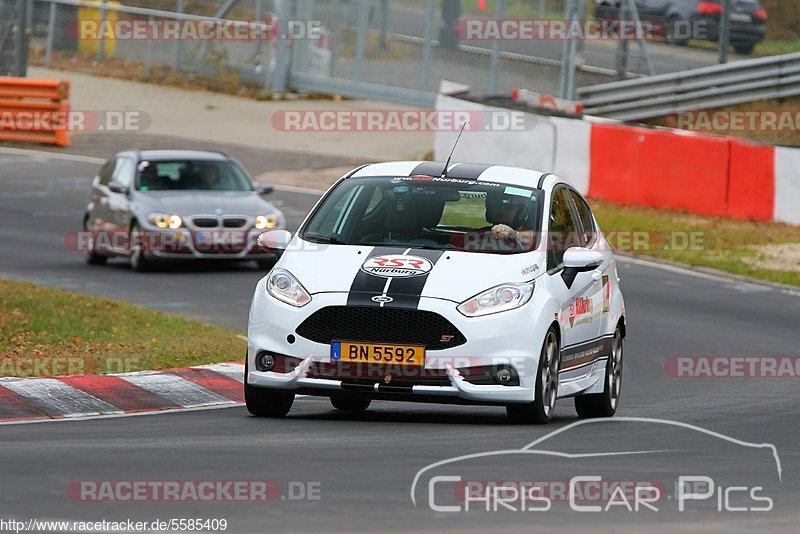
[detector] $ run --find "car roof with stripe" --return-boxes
[350,161,549,190]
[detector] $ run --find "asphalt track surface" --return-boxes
[1,139,799,532]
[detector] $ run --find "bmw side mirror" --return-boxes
[107,180,127,194]
[563,247,603,271]
[257,230,292,251]
[255,182,274,195]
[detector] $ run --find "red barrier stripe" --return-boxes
[726,140,775,221]
[0,384,50,421]
[169,368,244,402]
[59,375,180,413]
[589,123,730,216]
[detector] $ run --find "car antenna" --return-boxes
[441,122,467,178]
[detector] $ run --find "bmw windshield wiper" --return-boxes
[303,233,349,245]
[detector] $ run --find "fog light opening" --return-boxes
[496,368,513,384]
[256,351,275,372]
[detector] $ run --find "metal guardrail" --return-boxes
[578,52,800,121]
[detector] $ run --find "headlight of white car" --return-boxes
[254,214,280,230]
[266,269,311,307]
[457,282,534,317]
[148,213,183,229]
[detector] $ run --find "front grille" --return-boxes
[223,217,246,228]
[192,217,218,228]
[296,306,466,351]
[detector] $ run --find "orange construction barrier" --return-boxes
[0,77,71,147]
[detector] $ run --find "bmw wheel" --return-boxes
[244,360,295,417]
[129,223,150,272]
[84,220,108,265]
[507,328,560,424]
[575,327,623,418]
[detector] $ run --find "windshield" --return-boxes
[135,160,253,191]
[300,176,543,254]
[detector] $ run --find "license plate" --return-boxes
[730,13,751,22]
[331,341,425,366]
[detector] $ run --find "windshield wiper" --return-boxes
[303,233,349,245]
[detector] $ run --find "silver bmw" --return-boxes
[83,149,285,271]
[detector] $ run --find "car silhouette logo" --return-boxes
[371,295,394,303]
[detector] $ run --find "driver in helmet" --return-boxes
[485,190,532,242]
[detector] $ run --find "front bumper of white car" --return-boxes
[247,279,556,405]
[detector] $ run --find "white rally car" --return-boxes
[246,161,626,423]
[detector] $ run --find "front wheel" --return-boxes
[244,361,295,417]
[507,328,560,424]
[129,223,150,272]
[84,230,108,265]
[575,328,624,418]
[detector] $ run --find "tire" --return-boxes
[575,327,624,418]
[733,43,756,55]
[244,360,295,417]
[507,328,560,424]
[129,223,150,272]
[83,223,108,265]
[665,15,689,46]
[330,396,371,411]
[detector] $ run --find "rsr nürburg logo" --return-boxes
[361,255,434,278]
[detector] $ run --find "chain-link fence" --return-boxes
[1,0,29,76]
[21,0,796,107]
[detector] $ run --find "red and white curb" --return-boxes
[0,362,245,424]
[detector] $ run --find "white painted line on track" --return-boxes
[0,401,242,426]
[0,146,325,196]
[0,146,106,164]
[617,255,800,297]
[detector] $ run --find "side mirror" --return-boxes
[255,182,274,195]
[563,247,603,271]
[257,230,292,251]
[107,180,127,194]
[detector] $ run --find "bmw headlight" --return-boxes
[266,268,311,307]
[254,214,280,230]
[457,282,534,317]
[148,213,183,229]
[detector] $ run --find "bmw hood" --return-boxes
[133,191,277,216]
[277,240,546,304]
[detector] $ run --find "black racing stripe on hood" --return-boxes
[346,246,403,307]
[409,161,447,177]
[382,249,445,310]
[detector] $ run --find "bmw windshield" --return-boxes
[135,160,254,191]
[300,176,543,253]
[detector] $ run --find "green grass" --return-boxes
[590,200,800,287]
[0,280,244,377]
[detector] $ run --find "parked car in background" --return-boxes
[595,0,767,54]
[83,149,284,272]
